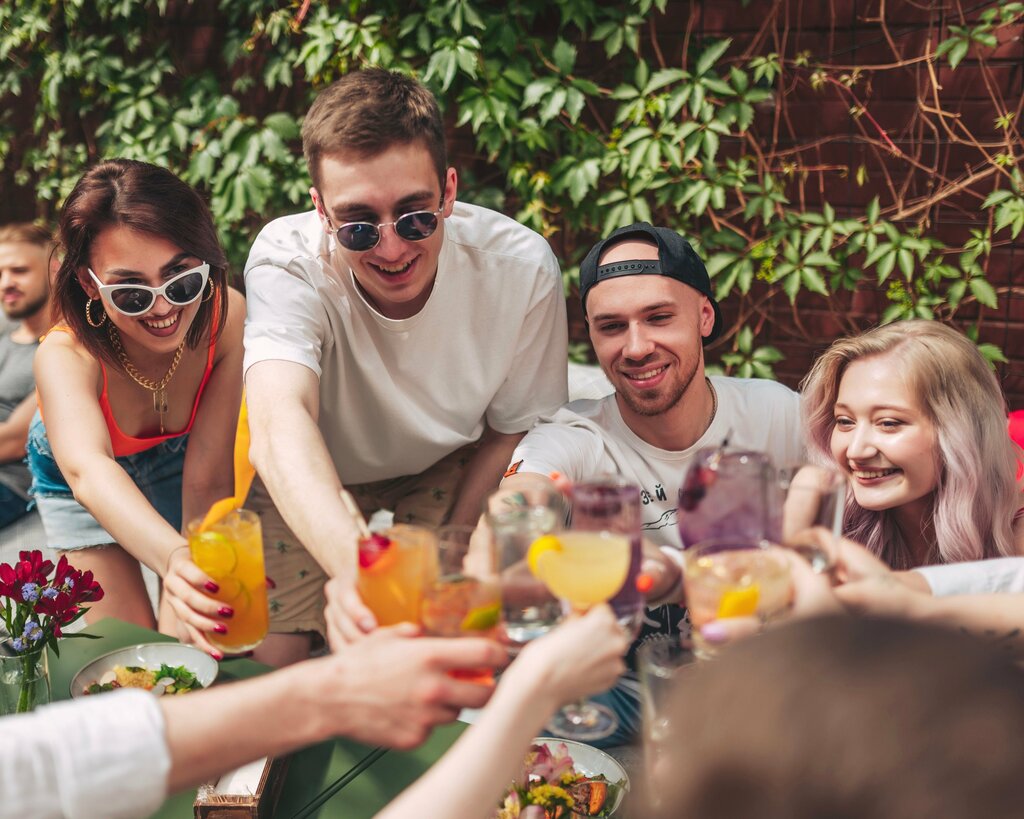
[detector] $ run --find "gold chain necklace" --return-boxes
[107,323,186,434]
[705,376,719,431]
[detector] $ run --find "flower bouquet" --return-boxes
[0,550,104,713]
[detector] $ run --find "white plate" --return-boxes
[70,642,218,699]
[530,737,630,814]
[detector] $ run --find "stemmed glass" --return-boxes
[677,448,775,550]
[531,526,632,740]
[682,538,793,660]
[568,477,644,635]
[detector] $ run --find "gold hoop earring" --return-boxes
[85,298,106,328]
[202,281,215,303]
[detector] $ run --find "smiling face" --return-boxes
[0,241,51,320]
[312,141,457,320]
[79,225,204,355]
[586,239,715,419]
[830,353,940,515]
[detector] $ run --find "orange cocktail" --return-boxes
[357,524,438,626]
[420,525,502,684]
[188,509,269,652]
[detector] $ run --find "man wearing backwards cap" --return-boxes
[502,223,804,745]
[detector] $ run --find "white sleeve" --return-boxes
[485,250,569,434]
[507,422,601,483]
[242,261,330,378]
[912,558,1024,596]
[0,689,169,819]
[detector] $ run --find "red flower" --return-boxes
[0,550,54,600]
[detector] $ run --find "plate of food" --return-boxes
[497,737,629,818]
[70,642,218,699]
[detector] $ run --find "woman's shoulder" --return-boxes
[35,327,102,392]
[38,327,98,365]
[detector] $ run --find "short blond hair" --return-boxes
[0,222,54,249]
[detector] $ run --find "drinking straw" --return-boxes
[339,490,371,539]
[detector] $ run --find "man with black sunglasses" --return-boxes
[242,68,568,661]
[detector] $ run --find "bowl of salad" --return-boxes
[70,642,218,699]
[497,738,629,818]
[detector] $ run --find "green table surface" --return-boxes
[50,619,466,818]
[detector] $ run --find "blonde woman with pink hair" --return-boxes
[801,320,1024,569]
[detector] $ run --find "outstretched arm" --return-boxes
[246,358,376,646]
[377,606,628,819]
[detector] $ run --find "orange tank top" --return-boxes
[100,323,218,457]
[42,295,220,457]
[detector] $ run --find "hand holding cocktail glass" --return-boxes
[184,397,269,657]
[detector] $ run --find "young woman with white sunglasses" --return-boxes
[27,159,245,658]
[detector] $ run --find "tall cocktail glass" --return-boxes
[768,464,847,572]
[532,529,631,740]
[357,524,438,626]
[421,524,502,684]
[569,477,644,635]
[485,478,566,649]
[187,509,269,653]
[682,538,793,660]
[677,448,774,550]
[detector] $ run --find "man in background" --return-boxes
[0,223,55,528]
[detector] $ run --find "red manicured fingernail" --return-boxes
[211,651,224,661]
[205,581,219,593]
[636,574,655,594]
[218,606,234,618]
[265,576,277,589]
[548,471,562,481]
[214,623,228,634]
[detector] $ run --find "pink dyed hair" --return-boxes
[800,320,1020,569]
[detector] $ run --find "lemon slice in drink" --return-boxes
[460,601,501,632]
[191,531,237,579]
[717,584,760,618]
[527,535,562,577]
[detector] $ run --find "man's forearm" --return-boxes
[253,422,363,579]
[446,429,525,527]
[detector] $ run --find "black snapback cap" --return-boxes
[579,222,723,344]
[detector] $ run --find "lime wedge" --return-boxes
[460,602,501,632]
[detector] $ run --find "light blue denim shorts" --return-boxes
[26,412,187,551]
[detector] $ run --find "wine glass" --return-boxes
[568,476,644,635]
[531,527,632,740]
[682,538,794,660]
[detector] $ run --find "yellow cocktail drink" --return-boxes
[357,524,438,626]
[188,509,269,653]
[530,531,630,610]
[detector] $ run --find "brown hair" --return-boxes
[55,159,228,365]
[301,67,447,189]
[645,616,1024,819]
[0,222,54,250]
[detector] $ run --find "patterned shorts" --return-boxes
[253,444,476,637]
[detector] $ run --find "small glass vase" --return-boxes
[0,643,51,715]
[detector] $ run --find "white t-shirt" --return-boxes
[508,375,804,550]
[243,202,569,484]
[0,690,168,819]
[913,558,1024,595]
